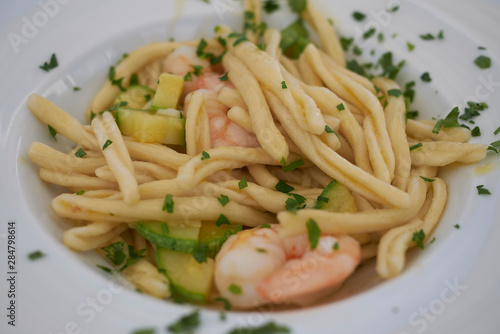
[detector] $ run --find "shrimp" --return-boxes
[214,224,361,308]
[163,47,259,148]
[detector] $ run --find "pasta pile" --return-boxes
[28,0,487,303]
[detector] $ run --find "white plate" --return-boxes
[1,0,499,333]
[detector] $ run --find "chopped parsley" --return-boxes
[215,296,232,310]
[96,264,112,273]
[488,140,500,154]
[333,242,339,250]
[281,81,288,89]
[437,30,444,39]
[264,0,280,13]
[28,250,45,261]
[101,241,127,266]
[144,94,151,102]
[102,139,113,150]
[336,103,345,111]
[201,151,210,160]
[73,86,81,91]
[227,322,291,334]
[75,190,85,196]
[306,219,321,250]
[432,107,460,134]
[459,101,488,121]
[280,19,310,59]
[340,37,354,51]
[420,176,435,183]
[39,53,58,72]
[471,126,481,137]
[74,148,87,158]
[228,32,249,47]
[388,89,402,98]
[90,111,97,121]
[362,28,377,40]
[409,143,423,151]
[419,33,435,41]
[238,176,248,189]
[129,73,139,86]
[454,224,460,229]
[387,6,399,13]
[217,194,230,207]
[229,284,242,295]
[378,52,405,80]
[184,72,192,82]
[412,229,426,249]
[474,55,491,69]
[219,72,229,81]
[260,224,271,229]
[421,72,432,82]
[477,185,491,195]
[275,180,295,193]
[494,126,500,135]
[108,66,126,91]
[283,159,304,172]
[48,125,57,141]
[192,65,203,76]
[163,194,174,213]
[119,245,145,272]
[256,248,267,253]
[406,111,419,120]
[216,214,230,226]
[288,0,307,13]
[352,11,366,21]
[285,193,307,213]
[167,310,200,334]
[353,45,363,56]
[131,329,155,334]
[407,42,415,51]
[378,33,384,43]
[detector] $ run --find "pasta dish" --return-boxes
[26,0,488,310]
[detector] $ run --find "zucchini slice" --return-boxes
[156,247,214,304]
[315,180,357,213]
[115,108,185,146]
[133,221,200,253]
[198,222,242,258]
[114,85,155,109]
[151,73,184,109]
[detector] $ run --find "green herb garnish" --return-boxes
[101,241,126,265]
[477,185,491,195]
[217,194,230,207]
[96,264,112,273]
[227,322,290,334]
[229,284,242,295]
[474,55,491,69]
[163,194,174,213]
[28,250,45,261]
[352,11,366,21]
[275,180,295,193]
[420,176,435,183]
[48,125,57,141]
[39,53,58,72]
[74,148,87,158]
[409,143,423,151]
[102,139,113,150]
[75,190,85,195]
[412,229,426,249]
[306,218,321,250]
[167,310,200,334]
[421,72,432,82]
[215,296,232,310]
[216,214,230,226]
[201,151,210,160]
[238,176,248,189]
[283,159,304,172]
[281,81,288,89]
